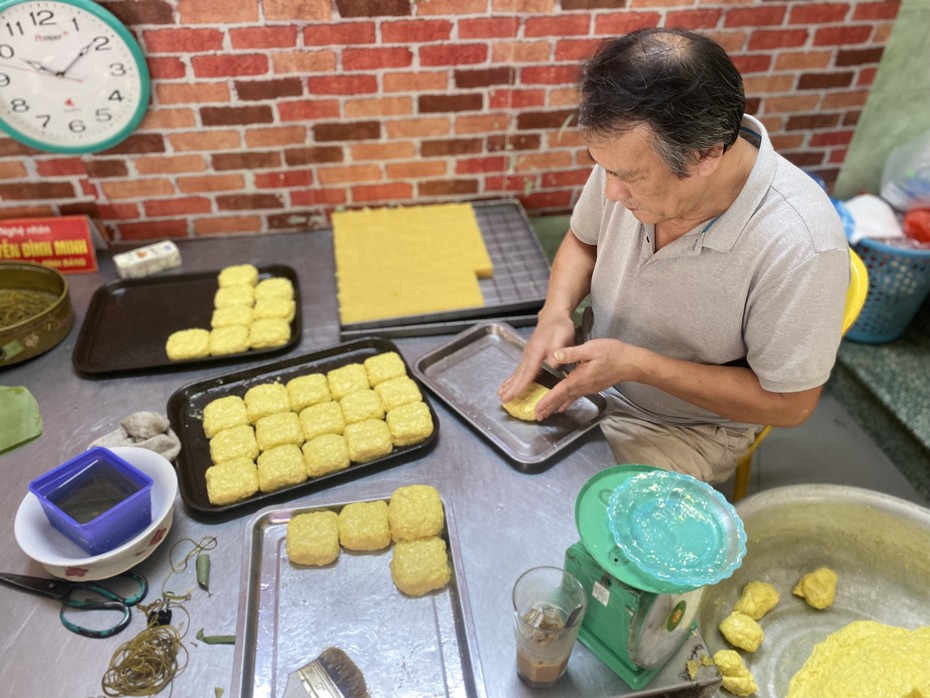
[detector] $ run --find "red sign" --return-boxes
[0,216,98,274]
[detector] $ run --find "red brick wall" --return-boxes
[0,0,902,242]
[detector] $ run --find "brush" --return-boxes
[282,647,368,698]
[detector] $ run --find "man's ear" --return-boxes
[693,144,726,176]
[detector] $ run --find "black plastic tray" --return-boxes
[72,265,301,376]
[166,337,439,515]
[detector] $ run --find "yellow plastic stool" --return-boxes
[731,248,869,501]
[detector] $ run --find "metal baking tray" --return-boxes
[412,321,608,468]
[230,497,486,698]
[166,337,438,515]
[339,199,551,339]
[72,264,301,376]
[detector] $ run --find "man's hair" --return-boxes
[578,28,745,178]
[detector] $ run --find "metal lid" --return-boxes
[575,464,746,594]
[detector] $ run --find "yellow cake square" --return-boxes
[386,401,434,447]
[249,318,291,349]
[286,373,331,412]
[332,203,492,324]
[286,510,340,566]
[255,411,303,452]
[202,395,249,439]
[254,276,294,301]
[390,537,451,596]
[344,418,393,463]
[244,382,290,423]
[375,376,423,411]
[302,433,351,477]
[327,363,370,400]
[217,263,259,288]
[257,444,307,492]
[253,297,296,322]
[166,328,210,361]
[338,500,391,552]
[209,424,258,464]
[204,457,259,505]
[299,401,345,441]
[211,305,253,328]
[363,351,407,386]
[388,484,444,542]
[209,325,249,356]
[214,284,254,308]
[340,389,384,424]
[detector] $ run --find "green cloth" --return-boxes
[0,386,42,455]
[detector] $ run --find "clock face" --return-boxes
[0,0,150,153]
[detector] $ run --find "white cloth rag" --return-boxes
[843,194,904,244]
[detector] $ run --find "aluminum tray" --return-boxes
[412,321,608,469]
[230,497,486,698]
[697,485,930,698]
[339,199,550,339]
[166,337,438,515]
[72,264,301,375]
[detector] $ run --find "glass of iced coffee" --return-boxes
[512,566,587,688]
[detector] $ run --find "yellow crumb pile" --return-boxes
[332,203,493,324]
[787,621,930,698]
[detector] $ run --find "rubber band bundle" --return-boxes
[100,536,217,696]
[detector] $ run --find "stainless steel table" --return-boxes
[0,234,717,697]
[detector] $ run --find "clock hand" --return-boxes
[2,60,84,83]
[56,42,94,78]
[21,58,56,75]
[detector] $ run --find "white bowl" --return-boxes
[14,446,177,581]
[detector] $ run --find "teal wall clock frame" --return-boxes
[0,0,150,153]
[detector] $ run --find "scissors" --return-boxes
[0,571,148,638]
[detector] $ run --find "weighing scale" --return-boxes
[564,464,746,689]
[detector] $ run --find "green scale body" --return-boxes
[568,464,745,690]
[565,541,702,689]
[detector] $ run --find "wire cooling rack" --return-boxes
[338,199,551,339]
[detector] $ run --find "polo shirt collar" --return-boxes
[698,114,777,253]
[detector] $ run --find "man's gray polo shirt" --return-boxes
[570,114,850,427]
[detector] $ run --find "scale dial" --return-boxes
[630,588,704,669]
[0,0,150,153]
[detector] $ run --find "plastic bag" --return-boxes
[880,130,930,211]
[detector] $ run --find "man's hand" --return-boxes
[497,310,577,411]
[534,338,635,419]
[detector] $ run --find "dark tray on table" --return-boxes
[72,264,301,376]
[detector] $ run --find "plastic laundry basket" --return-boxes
[846,237,930,344]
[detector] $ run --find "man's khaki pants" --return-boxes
[600,411,759,484]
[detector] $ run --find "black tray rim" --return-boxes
[166,336,440,515]
[71,264,302,376]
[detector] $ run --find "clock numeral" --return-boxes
[108,89,124,102]
[3,20,24,36]
[36,113,50,128]
[92,35,111,52]
[28,10,55,27]
[0,73,10,87]
[68,119,86,133]
[0,44,14,59]
[96,108,112,122]
[108,62,127,77]
[10,97,28,112]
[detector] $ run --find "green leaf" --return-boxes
[0,386,42,455]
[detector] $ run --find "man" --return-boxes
[498,28,850,484]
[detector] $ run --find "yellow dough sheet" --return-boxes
[332,203,494,324]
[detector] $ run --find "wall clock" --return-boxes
[0,0,150,153]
